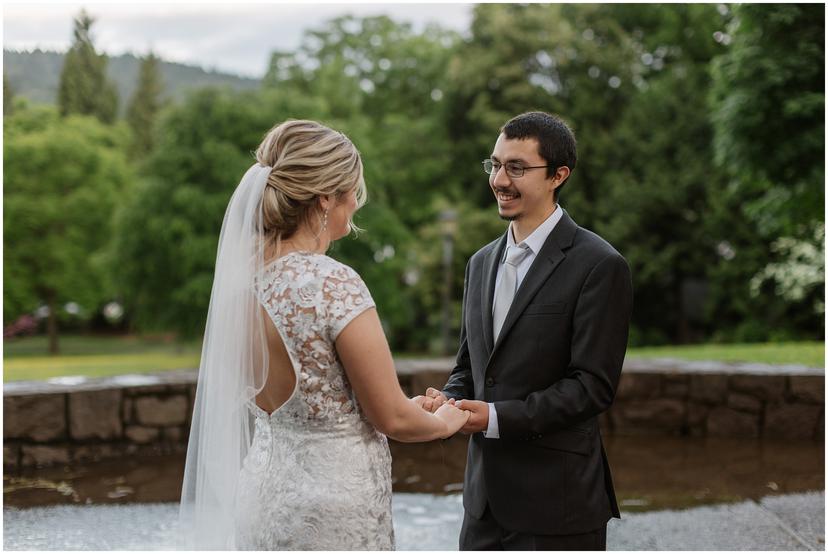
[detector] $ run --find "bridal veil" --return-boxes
[179,163,272,549]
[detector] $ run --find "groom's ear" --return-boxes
[549,166,570,191]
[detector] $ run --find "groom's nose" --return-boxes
[490,165,512,188]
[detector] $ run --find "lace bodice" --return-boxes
[254,251,375,423]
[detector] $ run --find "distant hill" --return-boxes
[3,49,261,112]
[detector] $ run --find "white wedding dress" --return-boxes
[234,251,395,550]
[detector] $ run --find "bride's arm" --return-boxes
[336,307,468,443]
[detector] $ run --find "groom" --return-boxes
[419,112,632,550]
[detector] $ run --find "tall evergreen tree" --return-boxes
[126,52,164,158]
[57,10,118,123]
[3,73,14,116]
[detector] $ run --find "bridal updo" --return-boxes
[255,119,366,243]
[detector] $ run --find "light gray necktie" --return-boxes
[493,244,531,341]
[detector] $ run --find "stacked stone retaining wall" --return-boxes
[4,359,823,471]
[4,373,195,472]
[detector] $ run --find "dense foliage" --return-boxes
[709,3,825,340]
[5,4,824,352]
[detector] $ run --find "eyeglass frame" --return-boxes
[482,158,553,179]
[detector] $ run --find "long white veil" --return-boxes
[179,163,271,549]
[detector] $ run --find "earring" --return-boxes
[314,207,329,241]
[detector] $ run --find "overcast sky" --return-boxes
[3,2,474,78]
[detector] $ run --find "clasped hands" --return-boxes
[413,387,489,435]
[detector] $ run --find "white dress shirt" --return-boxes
[484,205,564,439]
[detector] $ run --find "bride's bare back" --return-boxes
[254,303,297,415]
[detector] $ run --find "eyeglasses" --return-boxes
[482,159,551,178]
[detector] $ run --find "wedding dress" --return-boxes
[234,251,395,550]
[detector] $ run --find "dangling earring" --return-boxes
[314,207,330,241]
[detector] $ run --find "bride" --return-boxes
[178,120,469,550]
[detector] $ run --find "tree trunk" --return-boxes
[47,291,59,355]
[676,280,690,344]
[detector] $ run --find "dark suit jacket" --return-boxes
[443,209,633,535]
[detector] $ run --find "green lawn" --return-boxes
[2,335,824,382]
[628,341,824,368]
[3,334,201,357]
[3,335,201,382]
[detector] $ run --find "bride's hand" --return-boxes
[433,400,470,439]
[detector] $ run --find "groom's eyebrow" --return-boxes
[491,154,529,165]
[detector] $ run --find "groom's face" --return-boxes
[489,134,557,225]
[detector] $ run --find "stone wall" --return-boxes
[395,358,825,442]
[608,367,823,440]
[4,359,824,471]
[4,372,195,472]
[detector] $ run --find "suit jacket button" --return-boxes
[485,377,495,387]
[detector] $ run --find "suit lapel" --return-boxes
[481,234,507,355]
[489,210,578,357]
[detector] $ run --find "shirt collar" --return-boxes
[504,204,564,260]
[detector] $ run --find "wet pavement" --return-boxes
[4,491,823,550]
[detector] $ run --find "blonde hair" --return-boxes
[255,120,366,249]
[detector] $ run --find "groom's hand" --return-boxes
[455,399,489,434]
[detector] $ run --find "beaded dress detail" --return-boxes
[235,252,394,550]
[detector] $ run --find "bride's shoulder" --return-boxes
[260,252,366,292]
[315,255,364,284]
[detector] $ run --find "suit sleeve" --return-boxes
[442,260,474,400]
[494,252,633,439]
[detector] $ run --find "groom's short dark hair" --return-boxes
[501,111,577,197]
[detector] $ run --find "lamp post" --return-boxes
[438,209,458,355]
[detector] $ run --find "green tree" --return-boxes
[711,3,824,240]
[4,73,14,116]
[57,10,118,123]
[264,15,460,226]
[263,16,464,350]
[126,52,164,158]
[4,105,133,353]
[709,3,824,340]
[591,4,729,344]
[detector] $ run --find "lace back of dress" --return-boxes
[255,253,375,423]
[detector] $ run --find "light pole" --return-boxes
[438,209,458,355]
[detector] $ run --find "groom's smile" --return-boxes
[495,189,520,204]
